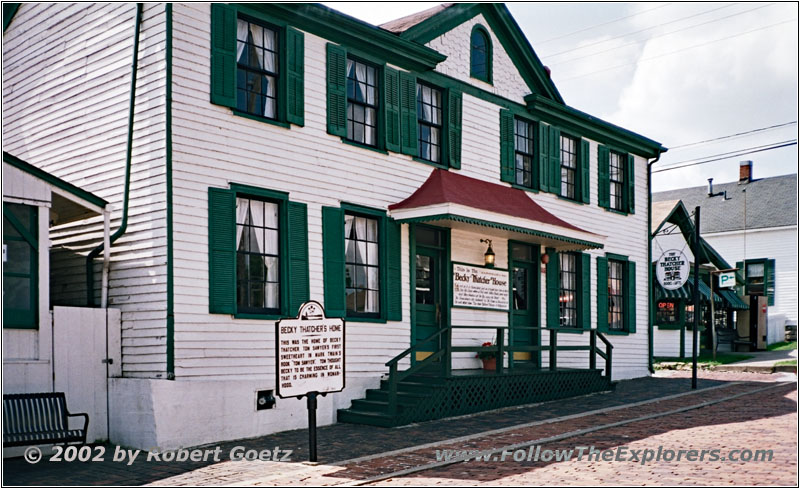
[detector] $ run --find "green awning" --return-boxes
[718,288,749,310]
[654,278,722,303]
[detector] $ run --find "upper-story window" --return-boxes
[236,18,279,119]
[417,82,443,164]
[515,118,535,188]
[609,151,625,211]
[470,25,491,83]
[346,57,379,146]
[560,134,579,200]
[210,5,305,126]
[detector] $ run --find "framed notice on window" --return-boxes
[452,263,510,311]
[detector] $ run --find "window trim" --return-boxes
[609,149,626,212]
[470,24,492,84]
[345,55,382,148]
[340,203,389,323]
[514,116,536,190]
[230,184,290,319]
[416,80,444,165]
[559,132,579,201]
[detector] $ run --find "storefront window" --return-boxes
[656,301,678,324]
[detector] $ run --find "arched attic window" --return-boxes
[470,25,492,84]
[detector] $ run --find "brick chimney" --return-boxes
[739,160,753,184]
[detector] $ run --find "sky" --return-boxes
[323,2,799,192]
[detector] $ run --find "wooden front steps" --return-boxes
[338,368,613,427]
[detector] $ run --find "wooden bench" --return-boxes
[716,329,754,352]
[3,392,89,447]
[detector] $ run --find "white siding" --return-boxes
[426,13,532,104]
[704,227,798,325]
[2,3,169,378]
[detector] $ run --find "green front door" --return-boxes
[413,226,446,361]
[510,243,539,366]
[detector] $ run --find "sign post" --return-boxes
[276,301,345,462]
[692,207,700,390]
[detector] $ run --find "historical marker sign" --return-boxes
[275,301,345,399]
[656,249,690,290]
[452,263,510,311]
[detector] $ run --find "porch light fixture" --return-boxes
[480,239,495,267]
[541,253,550,265]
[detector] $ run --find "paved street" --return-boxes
[3,370,796,486]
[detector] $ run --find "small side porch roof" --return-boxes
[3,151,108,225]
[388,169,604,251]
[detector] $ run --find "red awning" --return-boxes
[389,169,604,250]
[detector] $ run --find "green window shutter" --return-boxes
[322,206,346,317]
[499,109,515,183]
[326,43,347,137]
[626,260,637,333]
[626,154,636,214]
[386,218,402,321]
[549,125,561,194]
[581,253,591,330]
[210,3,237,108]
[399,71,418,156]
[384,67,402,153]
[538,123,550,192]
[580,139,590,204]
[545,248,559,328]
[766,259,776,306]
[208,187,236,314]
[597,145,610,209]
[447,89,462,169]
[596,256,608,332]
[287,201,310,316]
[284,27,304,126]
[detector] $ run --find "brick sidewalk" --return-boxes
[2,371,795,486]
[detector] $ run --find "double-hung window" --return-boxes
[560,134,579,200]
[235,196,281,314]
[208,185,309,318]
[346,58,379,147]
[345,213,380,317]
[236,17,279,120]
[416,82,443,164]
[608,259,625,330]
[210,5,304,126]
[322,205,402,322]
[515,118,535,188]
[598,146,635,213]
[609,151,625,211]
[558,252,578,328]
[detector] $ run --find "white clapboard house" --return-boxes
[2,3,666,449]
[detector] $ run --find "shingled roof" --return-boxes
[380,3,455,34]
[652,173,797,234]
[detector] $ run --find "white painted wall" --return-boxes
[2,3,170,378]
[703,227,798,328]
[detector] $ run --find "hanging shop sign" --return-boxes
[275,301,345,399]
[655,249,690,290]
[718,271,736,289]
[452,263,509,311]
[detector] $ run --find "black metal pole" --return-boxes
[692,206,700,390]
[307,391,318,462]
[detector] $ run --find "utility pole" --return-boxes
[692,206,700,390]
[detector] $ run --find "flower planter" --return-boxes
[481,357,497,371]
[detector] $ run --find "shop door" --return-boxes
[413,227,446,361]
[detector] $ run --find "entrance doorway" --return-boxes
[412,225,447,361]
[510,242,539,366]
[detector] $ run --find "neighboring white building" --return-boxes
[653,161,798,346]
[3,3,665,450]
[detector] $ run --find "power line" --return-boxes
[534,3,672,45]
[557,18,797,82]
[550,3,777,67]
[652,141,797,173]
[669,121,798,150]
[542,3,737,58]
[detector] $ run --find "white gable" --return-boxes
[426,13,531,103]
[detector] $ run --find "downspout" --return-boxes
[87,3,143,307]
[647,151,663,374]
